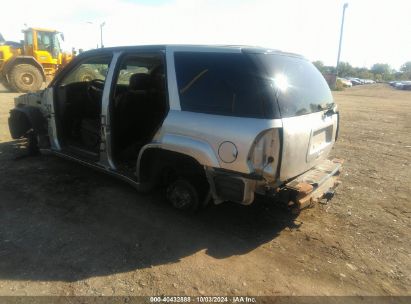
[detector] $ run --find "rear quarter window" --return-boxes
[174,52,278,119]
[249,54,334,118]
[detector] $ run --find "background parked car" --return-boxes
[337,77,352,87]
[347,77,363,85]
[394,81,411,90]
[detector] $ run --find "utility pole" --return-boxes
[100,22,106,48]
[336,3,348,78]
[86,21,105,49]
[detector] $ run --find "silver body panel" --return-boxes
[280,111,338,181]
[154,110,282,174]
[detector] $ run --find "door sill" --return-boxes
[62,144,100,162]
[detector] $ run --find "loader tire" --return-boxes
[0,79,15,92]
[74,66,98,82]
[9,64,43,93]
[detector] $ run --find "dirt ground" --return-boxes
[0,83,410,297]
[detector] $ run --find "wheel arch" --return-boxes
[136,145,211,185]
[3,56,46,82]
[8,106,47,139]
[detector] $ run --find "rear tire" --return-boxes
[166,179,200,211]
[9,64,43,93]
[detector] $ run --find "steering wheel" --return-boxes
[88,78,105,91]
[87,79,105,101]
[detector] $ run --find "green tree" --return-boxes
[312,60,325,73]
[400,61,411,73]
[374,74,383,82]
[358,70,373,80]
[371,63,393,80]
[394,71,408,81]
[337,62,353,77]
[400,61,411,79]
[324,65,336,74]
[384,73,395,81]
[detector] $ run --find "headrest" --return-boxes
[129,73,151,91]
[151,65,164,77]
[150,65,165,91]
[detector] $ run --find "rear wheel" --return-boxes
[166,179,200,211]
[163,164,210,211]
[9,64,43,93]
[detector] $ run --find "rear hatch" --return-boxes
[248,52,338,181]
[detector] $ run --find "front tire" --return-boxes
[9,64,43,93]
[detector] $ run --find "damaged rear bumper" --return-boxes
[284,158,344,210]
[206,158,343,209]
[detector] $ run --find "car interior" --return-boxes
[53,53,168,170]
[111,55,167,171]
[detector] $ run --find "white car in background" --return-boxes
[337,77,352,87]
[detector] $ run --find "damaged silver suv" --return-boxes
[8,45,342,211]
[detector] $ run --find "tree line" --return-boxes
[313,61,411,81]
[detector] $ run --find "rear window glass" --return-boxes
[248,54,334,117]
[174,52,278,119]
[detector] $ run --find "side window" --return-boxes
[60,56,112,86]
[117,64,149,85]
[174,52,266,118]
[113,53,165,98]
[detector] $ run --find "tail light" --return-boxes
[332,104,339,141]
[248,128,280,182]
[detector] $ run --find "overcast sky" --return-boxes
[1,0,410,70]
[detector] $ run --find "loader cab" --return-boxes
[23,28,62,63]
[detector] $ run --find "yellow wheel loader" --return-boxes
[0,28,74,92]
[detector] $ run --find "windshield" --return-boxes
[37,31,61,58]
[248,53,334,118]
